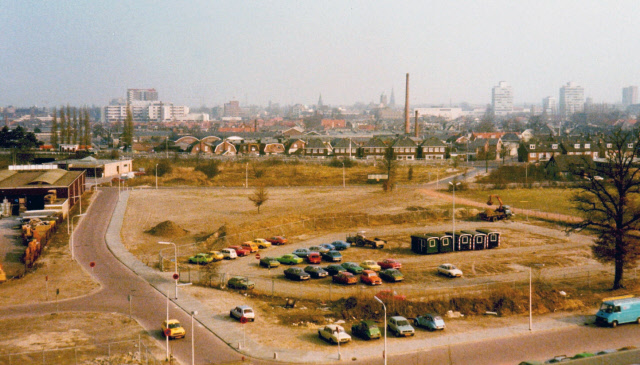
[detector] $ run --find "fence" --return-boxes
[0,337,162,365]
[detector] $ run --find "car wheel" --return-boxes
[612,321,618,328]
[230,311,234,317]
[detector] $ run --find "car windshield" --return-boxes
[168,323,181,329]
[599,303,613,313]
[433,316,443,321]
[243,309,253,313]
[396,320,409,326]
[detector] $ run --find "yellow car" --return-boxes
[209,251,224,261]
[252,238,271,249]
[361,260,381,272]
[162,319,186,339]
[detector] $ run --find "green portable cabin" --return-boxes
[437,233,454,253]
[462,230,487,250]
[476,228,500,248]
[446,231,472,251]
[410,234,440,254]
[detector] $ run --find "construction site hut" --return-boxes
[476,229,501,248]
[437,233,454,253]
[410,234,440,255]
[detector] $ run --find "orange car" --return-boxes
[360,270,382,285]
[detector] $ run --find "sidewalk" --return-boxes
[105,190,586,363]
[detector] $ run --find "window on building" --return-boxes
[585,144,590,149]
[529,152,535,157]
[552,144,558,149]
[628,143,634,148]
[529,144,535,149]
[606,143,612,148]
[574,144,580,149]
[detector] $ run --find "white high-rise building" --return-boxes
[559,82,584,117]
[542,96,557,115]
[622,86,638,107]
[127,88,158,104]
[492,81,513,116]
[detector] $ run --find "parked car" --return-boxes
[322,250,342,262]
[266,236,288,245]
[331,240,350,250]
[230,305,255,321]
[229,245,250,257]
[209,251,224,261]
[438,264,463,278]
[544,355,568,363]
[259,256,281,268]
[351,320,381,340]
[318,324,351,344]
[309,245,330,254]
[221,248,238,260]
[227,276,254,290]
[241,241,259,253]
[361,260,381,272]
[379,268,404,282]
[341,262,364,274]
[518,361,543,365]
[333,272,358,285]
[252,238,271,249]
[188,253,213,265]
[307,252,322,264]
[375,289,406,301]
[570,353,595,360]
[162,319,186,339]
[292,248,313,258]
[304,265,329,278]
[325,264,347,276]
[278,254,304,265]
[415,313,445,331]
[387,316,415,337]
[378,258,402,270]
[284,267,311,281]
[360,270,382,285]
[319,243,336,251]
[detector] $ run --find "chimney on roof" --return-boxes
[414,110,419,138]
[404,73,410,135]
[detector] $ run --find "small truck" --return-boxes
[478,195,514,222]
[346,231,386,249]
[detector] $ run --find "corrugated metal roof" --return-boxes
[0,169,83,188]
[0,170,17,183]
[30,170,68,185]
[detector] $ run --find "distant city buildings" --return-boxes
[127,88,158,103]
[223,100,241,118]
[542,96,557,115]
[559,82,584,117]
[492,81,513,116]
[104,89,195,123]
[622,86,638,107]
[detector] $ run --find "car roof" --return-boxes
[236,305,252,310]
[390,316,407,320]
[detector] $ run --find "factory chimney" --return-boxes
[414,110,419,138]
[404,73,410,134]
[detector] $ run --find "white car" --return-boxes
[230,305,255,321]
[318,324,351,344]
[221,248,238,260]
[438,264,463,278]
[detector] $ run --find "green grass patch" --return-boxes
[456,188,578,217]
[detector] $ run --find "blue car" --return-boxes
[332,240,350,250]
[319,243,335,251]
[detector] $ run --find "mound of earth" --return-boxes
[145,220,188,237]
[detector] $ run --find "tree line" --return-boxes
[50,105,92,148]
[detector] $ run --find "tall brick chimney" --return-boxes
[404,73,410,134]
[414,110,419,138]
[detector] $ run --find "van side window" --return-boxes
[614,306,621,313]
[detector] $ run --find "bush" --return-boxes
[327,158,355,168]
[156,160,172,177]
[195,160,220,178]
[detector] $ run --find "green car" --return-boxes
[260,257,281,268]
[351,320,381,340]
[342,262,364,274]
[188,253,213,265]
[227,276,255,290]
[277,254,303,265]
[380,268,404,282]
[570,353,595,359]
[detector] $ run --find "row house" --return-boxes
[562,140,599,158]
[262,141,286,155]
[285,139,306,155]
[361,137,388,160]
[420,137,446,160]
[331,138,358,159]
[391,136,418,160]
[518,141,562,163]
[304,138,332,158]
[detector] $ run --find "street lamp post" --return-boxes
[191,310,198,365]
[159,241,178,299]
[374,295,387,365]
[449,181,461,247]
[529,263,544,331]
[155,163,159,190]
[70,213,87,260]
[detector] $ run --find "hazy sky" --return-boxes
[3,1,640,108]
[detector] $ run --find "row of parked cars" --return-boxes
[188,236,289,265]
[318,314,446,344]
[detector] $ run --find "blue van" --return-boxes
[595,297,640,327]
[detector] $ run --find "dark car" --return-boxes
[351,320,381,340]
[292,248,313,258]
[379,269,404,282]
[333,272,358,285]
[284,267,311,281]
[304,265,329,278]
[332,240,350,250]
[227,276,255,290]
[319,243,335,251]
[259,256,281,268]
[325,264,347,276]
[341,262,364,274]
[322,250,342,262]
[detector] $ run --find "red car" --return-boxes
[266,236,288,245]
[307,252,322,264]
[229,245,250,257]
[375,289,406,301]
[378,258,402,270]
[360,270,382,285]
[333,272,358,285]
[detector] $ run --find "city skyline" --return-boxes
[3,1,640,107]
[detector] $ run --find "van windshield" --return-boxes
[599,303,613,313]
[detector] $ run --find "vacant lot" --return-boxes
[456,188,577,217]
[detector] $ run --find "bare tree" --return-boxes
[570,128,640,289]
[249,185,269,213]
[382,146,396,192]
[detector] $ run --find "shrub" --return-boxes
[195,160,220,178]
[327,158,355,168]
[156,160,172,177]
